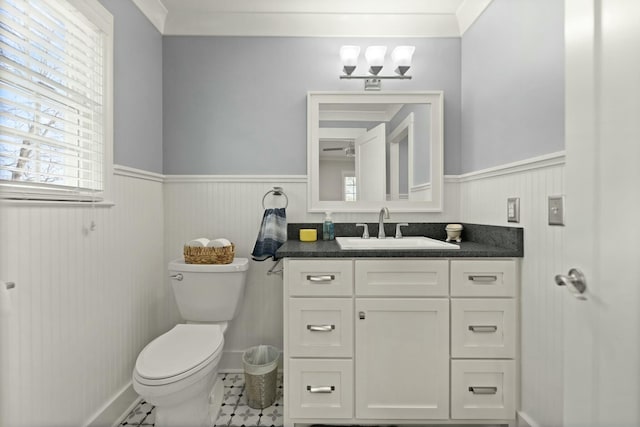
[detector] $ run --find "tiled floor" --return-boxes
[120,372,284,427]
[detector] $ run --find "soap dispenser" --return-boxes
[323,212,335,241]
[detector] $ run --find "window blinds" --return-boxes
[0,0,106,199]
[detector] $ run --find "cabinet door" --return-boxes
[289,359,354,419]
[287,259,353,297]
[451,360,516,420]
[355,298,449,419]
[288,298,353,357]
[451,299,516,358]
[450,259,516,297]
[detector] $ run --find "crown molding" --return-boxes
[456,0,492,35]
[132,0,493,37]
[131,0,167,34]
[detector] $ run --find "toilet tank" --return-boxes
[168,258,249,322]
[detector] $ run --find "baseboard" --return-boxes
[517,411,541,427]
[84,382,141,427]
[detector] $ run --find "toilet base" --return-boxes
[153,376,223,427]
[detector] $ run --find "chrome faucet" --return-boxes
[378,207,390,239]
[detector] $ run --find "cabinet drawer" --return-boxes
[287,259,353,296]
[451,360,515,420]
[451,299,516,358]
[288,298,353,357]
[451,260,517,297]
[288,359,353,419]
[355,259,449,296]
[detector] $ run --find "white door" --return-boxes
[563,1,640,426]
[355,123,386,201]
[355,298,449,419]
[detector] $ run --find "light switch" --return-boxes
[548,196,565,226]
[507,198,520,223]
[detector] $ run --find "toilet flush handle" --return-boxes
[170,273,183,281]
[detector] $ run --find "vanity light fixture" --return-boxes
[340,45,414,90]
[339,45,360,76]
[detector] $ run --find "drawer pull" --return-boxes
[307,324,335,332]
[307,385,335,393]
[468,275,498,283]
[306,274,336,283]
[468,325,498,333]
[468,386,498,395]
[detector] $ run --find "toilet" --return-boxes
[133,257,249,427]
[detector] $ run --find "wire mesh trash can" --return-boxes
[242,345,279,409]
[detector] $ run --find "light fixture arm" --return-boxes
[339,75,412,80]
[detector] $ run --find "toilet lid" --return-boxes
[135,324,223,381]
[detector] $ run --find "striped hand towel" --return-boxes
[251,208,287,261]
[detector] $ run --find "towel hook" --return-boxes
[262,186,289,209]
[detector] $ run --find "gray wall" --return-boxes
[163,37,461,175]
[460,0,564,173]
[99,0,163,173]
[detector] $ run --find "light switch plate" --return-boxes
[507,198,520,223]
[548,196,565,226]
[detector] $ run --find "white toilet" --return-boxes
[133,257,249,427]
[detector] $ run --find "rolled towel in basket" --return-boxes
[207,238,231,248]
[186,237,210,247]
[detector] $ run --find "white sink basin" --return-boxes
[335,236,459,250]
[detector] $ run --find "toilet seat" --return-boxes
[134,324,223,386]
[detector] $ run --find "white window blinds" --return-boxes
[0,0,112,201]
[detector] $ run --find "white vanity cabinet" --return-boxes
[449,260,517,420]
[355,259,450,420]
[283,257,519,427]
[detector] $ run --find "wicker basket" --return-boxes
[183,244,235,264]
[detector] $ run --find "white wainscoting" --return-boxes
[459,152,565,427]
[0,158,562,427]
[163,176,461,369]
[0,166,166,427]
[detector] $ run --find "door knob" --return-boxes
[555,268,587,300]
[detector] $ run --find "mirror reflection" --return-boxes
[308,92,443,212]
[319,103,431,202]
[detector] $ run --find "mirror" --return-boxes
[308,91,443,212]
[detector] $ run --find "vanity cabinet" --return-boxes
[449,259,517,420]
[283,257,519,427]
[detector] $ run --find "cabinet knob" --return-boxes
[359,311,365,320]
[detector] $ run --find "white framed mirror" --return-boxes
[308,91,443,212]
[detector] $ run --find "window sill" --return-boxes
[0,198,115,208]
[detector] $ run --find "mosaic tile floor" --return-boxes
[120,372,284,427]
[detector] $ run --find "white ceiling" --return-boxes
[131,0,493,37]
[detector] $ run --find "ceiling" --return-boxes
[131,0,493,37]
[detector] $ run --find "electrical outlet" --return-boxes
[548,196,565,226]
[507,198,520,223]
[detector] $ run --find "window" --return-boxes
[344,174,357,201]
[0,0,113,201]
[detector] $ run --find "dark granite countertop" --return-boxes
[276,223,523,259]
